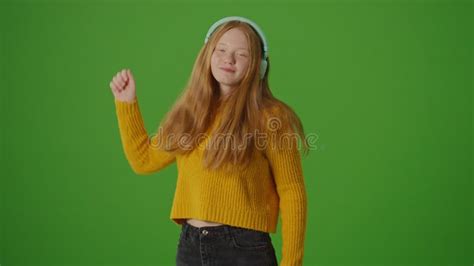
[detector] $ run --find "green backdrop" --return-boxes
[1,0,472,265]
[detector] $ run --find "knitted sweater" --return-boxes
[114,98,307,266]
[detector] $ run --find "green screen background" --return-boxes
[1,0,472,265]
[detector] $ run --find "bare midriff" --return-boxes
[186,218,224,227]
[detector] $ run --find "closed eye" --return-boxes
[215,48,248,58]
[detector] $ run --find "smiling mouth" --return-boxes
[220,68,235,73]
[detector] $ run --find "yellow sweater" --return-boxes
[114,98,307,266]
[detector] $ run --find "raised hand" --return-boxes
[110,69,136,103]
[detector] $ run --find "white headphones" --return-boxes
[204,16,268,80]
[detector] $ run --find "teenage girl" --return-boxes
[110,16,308,266]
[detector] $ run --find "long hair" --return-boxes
[155,20,309,171]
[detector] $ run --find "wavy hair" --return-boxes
[155,20,309,171]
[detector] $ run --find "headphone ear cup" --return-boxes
[259,59,268,80]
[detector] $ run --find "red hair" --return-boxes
[155,20,309,171]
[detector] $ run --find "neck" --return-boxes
[220,84,233,97]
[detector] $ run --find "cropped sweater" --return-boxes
[114,98,307,266]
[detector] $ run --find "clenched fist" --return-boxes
[110,69,136,103]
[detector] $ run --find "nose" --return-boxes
[223,53,235,64]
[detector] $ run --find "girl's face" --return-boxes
[210,28,251,95]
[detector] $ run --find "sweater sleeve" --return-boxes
[114,98,176,174]
[264,111,308,266]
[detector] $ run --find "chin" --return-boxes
[216,77,235,84]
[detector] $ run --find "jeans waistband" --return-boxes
[182,220,233,237]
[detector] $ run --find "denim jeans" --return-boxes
[176,221,278,266]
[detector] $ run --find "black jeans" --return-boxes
[176,221,278,266]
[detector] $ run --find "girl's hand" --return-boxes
[110,69,136,103]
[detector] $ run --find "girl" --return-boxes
[110,16,308,266]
